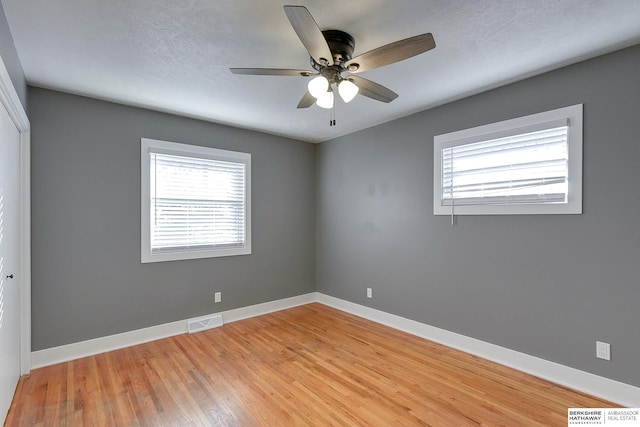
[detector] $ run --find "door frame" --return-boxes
[0,55,31,375]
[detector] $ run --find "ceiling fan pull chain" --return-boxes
[331,103,336,126]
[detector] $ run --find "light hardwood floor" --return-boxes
[6,303,617,426]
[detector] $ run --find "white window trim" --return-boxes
[141,138,251,263]
[433,104,583,215]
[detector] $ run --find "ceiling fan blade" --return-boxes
[349,76,398,103]
[297,91,316,108]
[283,5,334,66]
[230,68,313,76]
[345,33,435,73]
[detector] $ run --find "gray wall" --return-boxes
[30,88,316,350]
[317,44,640,387]
[0,2,26,110]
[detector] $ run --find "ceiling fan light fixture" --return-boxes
[231,6,436,114]
[315,90,334,109]
[308,75,329,98]
[338,79,359,103]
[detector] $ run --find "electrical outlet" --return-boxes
[214,292,221,303]
[366,288,372,299]
[596,341,611,361]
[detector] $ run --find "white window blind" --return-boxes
[141,138,251,263]
[150,152,246,253]
[442,126,569,207]
[433,104,582,215]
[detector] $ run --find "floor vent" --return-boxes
[187,314,224,333]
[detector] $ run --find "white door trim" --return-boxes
[0,55,31,375]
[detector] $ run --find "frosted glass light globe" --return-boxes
[308,76,329,99]
[338,79,359,103]
[315,91,334,109]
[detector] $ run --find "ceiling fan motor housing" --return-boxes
[311,30,356,70]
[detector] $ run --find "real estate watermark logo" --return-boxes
[568,408,640,426]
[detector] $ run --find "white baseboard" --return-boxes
[31,291,640,407]
[316,293,640,407]
[31,293,317,369]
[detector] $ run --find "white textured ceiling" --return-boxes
[3,0,640,143]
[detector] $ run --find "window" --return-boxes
[141,138,251,263]
[434,104,582,215]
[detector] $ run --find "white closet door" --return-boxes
[0,98,21,424]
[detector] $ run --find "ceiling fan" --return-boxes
[230,5,436,110]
